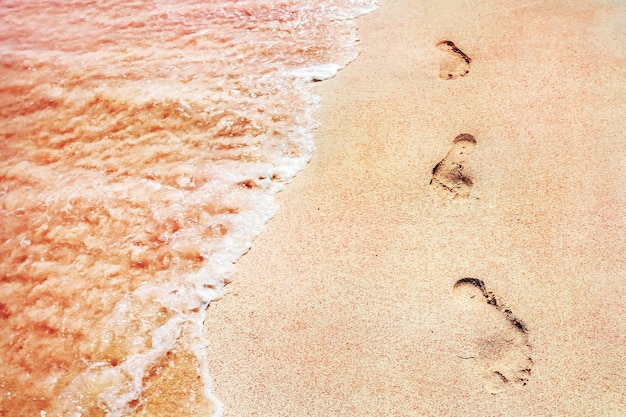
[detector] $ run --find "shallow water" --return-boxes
[0,1,378,415]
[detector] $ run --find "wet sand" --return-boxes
[204,1,626,415]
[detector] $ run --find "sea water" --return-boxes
[0,0,378,415]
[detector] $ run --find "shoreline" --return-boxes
[204,1,625,416]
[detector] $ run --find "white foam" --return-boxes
[288,63,344,82]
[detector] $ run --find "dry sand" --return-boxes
[204,1,625,415]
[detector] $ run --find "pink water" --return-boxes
[0,1,378,415]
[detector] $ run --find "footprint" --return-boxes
[453,278,533,394]
[436,40,471,80]
[430,133,476,200]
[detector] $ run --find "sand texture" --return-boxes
[204,1,626,415]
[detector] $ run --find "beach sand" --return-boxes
[204,1,625,415]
